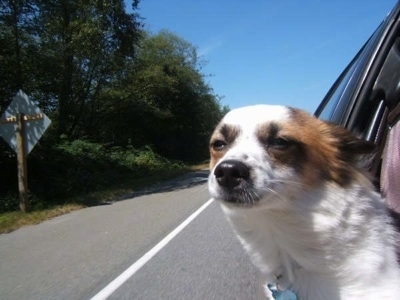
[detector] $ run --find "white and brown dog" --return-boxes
[208,105,400,300]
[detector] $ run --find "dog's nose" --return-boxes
[214,159,250,188]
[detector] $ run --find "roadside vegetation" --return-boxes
[0,161,208,234]
[0,0,225,231]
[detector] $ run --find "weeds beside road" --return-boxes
[0,163,209,234]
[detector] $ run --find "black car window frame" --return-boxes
[315,2,400,131]
[315,47,364,122]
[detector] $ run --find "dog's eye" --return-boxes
[269,137,291,150]
[211,140,227,151]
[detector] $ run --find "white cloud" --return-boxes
[198,38,224,57]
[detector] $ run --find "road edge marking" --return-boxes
[90,198,214,300]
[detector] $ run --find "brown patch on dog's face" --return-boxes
[209,123,241,170]
[255,122,307,173]
[282,108,375,187]
[248,107,373,188]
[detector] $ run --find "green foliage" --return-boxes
[39,140,183,196]
[110,145,184,171]
[0,192,19,213]
[103,30,226,161]
[0,1,228,212]
[0,139,187,212]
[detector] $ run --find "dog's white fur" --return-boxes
[208,105,400,300]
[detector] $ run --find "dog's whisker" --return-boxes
[263,187,289,203]
[267,179,307,188]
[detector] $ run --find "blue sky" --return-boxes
[134,0,397,113]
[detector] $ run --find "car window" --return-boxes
[315,24,385,124]
[317,59,359,121]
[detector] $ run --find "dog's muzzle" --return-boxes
[212,159,259,206]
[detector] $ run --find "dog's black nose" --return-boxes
[214,159,250,188]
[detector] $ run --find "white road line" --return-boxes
[90,198,214,300]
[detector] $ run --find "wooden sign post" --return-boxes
[0,112,45,212]
[0,91,51,212]
[16,113,29,212]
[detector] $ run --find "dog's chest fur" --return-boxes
[222,184,400,299]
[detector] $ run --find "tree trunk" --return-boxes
[10,0,23,90]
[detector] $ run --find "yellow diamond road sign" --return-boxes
[0,90,51,154]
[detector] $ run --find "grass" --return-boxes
[0,204,85,234]
[0,163,209,234]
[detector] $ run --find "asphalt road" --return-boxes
[0,171,261,300]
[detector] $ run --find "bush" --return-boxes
[111,145,184,171]
[0,193,19,213]
[0,139,187,212]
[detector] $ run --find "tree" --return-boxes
[0,0,144,208]
[35,0,142,138]
[0,0,38,107]
[0,0,143,138]
[102,30,227,161]
[0,3,228,211]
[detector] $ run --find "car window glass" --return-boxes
[316,24,385,123]
[318,60,358,121]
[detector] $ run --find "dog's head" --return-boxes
[208,105,375,208]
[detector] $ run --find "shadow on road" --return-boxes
[117,169,210,201]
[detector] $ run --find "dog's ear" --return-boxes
[328,123,376,168]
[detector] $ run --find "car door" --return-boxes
[315,1,400,212]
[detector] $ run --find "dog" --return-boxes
[208,105,400,300]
